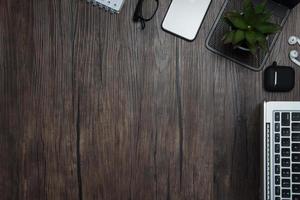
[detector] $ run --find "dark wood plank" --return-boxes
[73,0,183,199]
[175,0,225,199]
[0,0,79,199]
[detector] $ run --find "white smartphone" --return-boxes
[162,0,212,41]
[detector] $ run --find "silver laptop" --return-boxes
[262,101,300,200]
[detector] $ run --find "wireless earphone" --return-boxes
[289,50,300,67]
[288,36,300,46]
[288,36,300,67]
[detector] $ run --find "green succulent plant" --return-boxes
[222,0,281,55]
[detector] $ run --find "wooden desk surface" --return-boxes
[1,0,300,199]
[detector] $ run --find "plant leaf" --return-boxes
[245,31,256,45]
[256,32,267,41]
[223,17,233,27]
[247,41,257,55]
[258,39,268,51]
[226,15,248,30]
[222,32,229,41]
[243,0,254,12]
[223,31,235,44]
[256,22,281,34]
[255,0,267,14]
[244,0,251,8]
[255,5,264,14]
[259,11,272,21]
[233,30,245,45]
[223,12,239,27]
[243,0,256,25]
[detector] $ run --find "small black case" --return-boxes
[264,62,295,92]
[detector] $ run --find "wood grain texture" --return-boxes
[0,0,79,199]
[73,1,181,199]
[1,0,300,199]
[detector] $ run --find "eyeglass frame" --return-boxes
[133,0,159,30]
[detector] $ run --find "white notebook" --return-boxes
[87,0,125,13]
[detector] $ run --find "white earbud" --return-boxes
[288,36,300,46]
[290,50,300,67]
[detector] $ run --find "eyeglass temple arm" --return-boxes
[143,0,159,22]
[133,0,145,22]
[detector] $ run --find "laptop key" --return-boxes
[282,179,290,187]
[293,143,300,152]
[282,189,291,198]
[282,128,290,136]
[282,158,290,167]
[293,123,300,131]
[275,133,280,142]
[282,148,290,157]
[275,123,280,132]
[282,169,290,177]
[293,184,300,193]
[282,138,290,147]
[293,133,300,142]
[293,154,300,162]
[275,165,280,174]
[292,113,300,121]
[293,195,300,200]
[293,174,300,182]
[276,186,280,195]
[275,112,280,121]
[275,144,280,153]
[275,155,280,163]
[275,176,280,185]
[282,113,290,126]
[293,164,300,172]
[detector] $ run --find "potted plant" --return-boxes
[222,0,281,55]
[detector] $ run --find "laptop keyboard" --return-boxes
[274,111,300,200]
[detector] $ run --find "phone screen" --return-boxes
[162,0,212,41]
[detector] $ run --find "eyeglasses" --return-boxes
[133,0,159,30]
